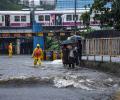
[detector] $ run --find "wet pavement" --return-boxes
[0,55,120,100]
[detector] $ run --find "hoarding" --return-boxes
[33,36,44,50]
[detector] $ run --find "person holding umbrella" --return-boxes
[68,45,76,69]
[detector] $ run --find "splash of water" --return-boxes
[51,60,62,64]
[53,77,93,90]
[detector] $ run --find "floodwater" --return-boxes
[0,55,120,100]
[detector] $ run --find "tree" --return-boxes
[0,0,22,10]
[90,0,113,29]
[80,12,90,28]
[112,0,120,29]
[46,37,60,50]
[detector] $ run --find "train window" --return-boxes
[66,15,72,21]
[45,15,50,21]
[14,16,20,22]
[73,15,78,21]
[2,16,4,22]
[38,15,44,21]
[21,16,26,22]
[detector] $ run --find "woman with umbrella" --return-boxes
[68,35,83,65]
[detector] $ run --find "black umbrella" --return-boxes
[61,39,74,45]
[67,35,84,42]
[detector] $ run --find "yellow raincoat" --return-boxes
[8,43,13,57]
[32,44,43,66]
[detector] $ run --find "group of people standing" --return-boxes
[62,40,82,69]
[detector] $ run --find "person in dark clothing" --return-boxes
[50,51,53,61]
[44,50,46,60]
[62,45,69,67]
[74,45,79,66]
[77,40,82,65]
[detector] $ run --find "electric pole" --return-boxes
[74,0,77,35]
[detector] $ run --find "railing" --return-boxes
[43,37,120,62]
[0,26,32,33]
[82,37,120,63]
[85,37,120,56]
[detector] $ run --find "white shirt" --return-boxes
[69,49,74,57]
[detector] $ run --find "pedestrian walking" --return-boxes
[32,44,43,67]
[8,43,13,58]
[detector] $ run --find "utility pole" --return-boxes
[74,0,77,35]
[31,0,35,23]
[30,0,38,36]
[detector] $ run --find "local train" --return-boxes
[0,9,99,28]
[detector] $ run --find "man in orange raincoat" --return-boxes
[32,44,43,66]
[8,43,13,57]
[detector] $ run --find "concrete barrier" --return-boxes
[81,60,120,76]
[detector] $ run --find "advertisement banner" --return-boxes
[33,36,44,50]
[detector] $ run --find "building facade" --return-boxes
[56,0,94,10]
[20,0,30,6]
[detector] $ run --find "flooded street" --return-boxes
[0,55,120,100]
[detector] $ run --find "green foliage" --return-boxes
[112,0,120,29]
[80,11,90,28]
[90,0,120,29]
[80,27,95,37]
[0,0,22,10]
[91,0,106,12]
[45,37,60,51]
[90,0,114,29]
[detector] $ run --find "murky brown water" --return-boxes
[0,56,120,100]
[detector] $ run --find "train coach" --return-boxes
[0,11,30,27]
[0,9,100,28]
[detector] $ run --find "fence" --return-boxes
[40,37,120,62]
[44,37,120,62]
[85,37,120,56]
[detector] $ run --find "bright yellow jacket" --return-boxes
[32,47,43,59]
[8,45,13,53]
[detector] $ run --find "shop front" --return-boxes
[0,33,33,55]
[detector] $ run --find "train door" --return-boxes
[51,14,55,25]
[55,14,62,26]
[1,15,5,26]
[5,15,10,27]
